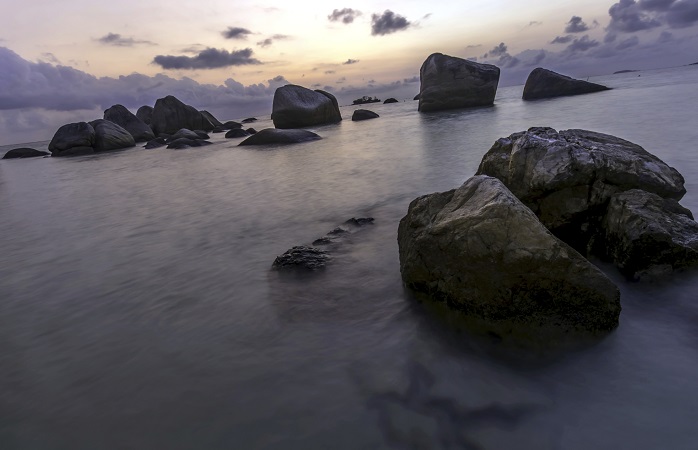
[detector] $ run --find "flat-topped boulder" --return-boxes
[239,128,321,146]
[418,53,500,112]
[89,119,136,151]
[522,68,610,100]
[48,122,96,157]
[150,95,214,135]
[271,85,342,129]
[351,109,379,121]
[398,175,621,334]
[104,104,155,142]
[2,148,50,159]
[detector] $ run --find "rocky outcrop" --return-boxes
[352,109,379,121]
[418,53,500,112]
[522,68,610,100]
[398,175,621,333]
[242,117,257,123]
[171,128,201,140]
[104,104,155,142]
[150,95,214,135]
[239,128,321,146]
[144,137,167,149]
[136,106,153,125]
[221,120,242,130]
[48,122,96,157]
[200,110,223,128]
[225,128,250,138]
[2,148,50,159]
[89,119,136,151]
[271,85,342,129]
[383,98,398,104]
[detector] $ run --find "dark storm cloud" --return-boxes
[551,35,573,44]
[607,0,662,32]
[97,33,155,47]
[403,76,419,83]
[328,8,362,24]
[498,54,520,68]
[343,59,359,65]
[607,0,698,33]
[616,35,640,49]
[638,0,677,10]
[664,1,698,28]
[371,10,412,36]
[565,16,590,33]
[153,48,260,69]
[222,27,253,39]
[565,35,600,53]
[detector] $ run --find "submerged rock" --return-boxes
[418,53,500,112]
[398,175,621,333]
[89,119,136,151]
[171,128,201,140]
[150,95,214,135]
[48,122,95,157]
[272,246,329,270]
[225,128,250,138]
[239,128,321,146]
[383,98,398,104]
[522,68,610,100]
[144,137,167,149]
[104,104,155,142]
[166,138,212,149]
[271,85,342,129]
[2,148,50,159]
[352,109,380,121]
[242,117,257,123]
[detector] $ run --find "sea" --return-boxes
[1,65,697,450]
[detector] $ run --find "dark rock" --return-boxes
[221,120,242,130]
[225,128,250,138]
[413,94,420,100]
[150,95,214,135]
[239,128,321,146]
[418,53,500,112]
[56,146,94,157]
[613,70,639,74]
[89,119,136,151]
[2,148,50,159]
[352,96,381,105]
[522,68,610,100]
[398,175,621,333]
[345,217,374,227]
[241,117,257,123]
[104,104,155,142]
[167,138,211,149]
[136,105,153,125]
[144,137,167,149]
[246,128,257,134]
[271,85,342,128]
[193,130,210,139]
[212,127,227,133]
[602,189,698,279]
[200,110,223,128]
[272,246,329,270]
[171,128,201,140]
[352,109,380,121]
[383,98,398,104]
[48,122,95,156]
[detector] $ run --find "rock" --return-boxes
[166,138,212,149]
[48,122,96,157]
[383,98,398,104]
[522,68,610,100]
[200,110,223,128]
[221,120,242,130]
[150,95,214,135]
[241,117,257,123]
[104,104,155,142]
[246,128,257,134]
[352,109,380,121]
[476,127,686,249]
[193,130,210,139]
[271,85,342,128]
[239,128,321,146]
[212,127,226,133]
[225,128,250,138]
[2,148,50,159]
[413,94,420,101]
[602,189,698,279]
[345,217,374,227]
[398,175,621,333]
[136,105,153,125]
[89,119,136,151]
[171,128,200,140]
[418,53,500,112]
[272,246,329,270]
[144,137,167,149]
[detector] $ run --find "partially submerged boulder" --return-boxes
[89,119,136,151]
[104,104,155,142]
[398,175,621,333]
[150,95,214,135]
[418,53,500,112]
[48,122,95,157]
[225,128,250,138]
[239,128,321,146]
[272,246,329,270]
[271,85,342,129]
[383,98,398,104]
[2,148,50,159]
[352,109,379,121]
[522,68,610,100]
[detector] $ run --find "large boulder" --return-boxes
[48,122,96,157]
[89,119,136,151]
[2,148,50,159]
[200,110,223,128]
[418,53,500,112]
[239,128,321,146]
[136,105,153,125]
[351,109,379,121]
[522,68,610,100]
[150,95,214,135]
[398,175,621,334]
[271,85,342,129]
[104,104,155,142]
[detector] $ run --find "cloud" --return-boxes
[222,27,253,39]
[403,76,419,83]
[483,42,508,58]
[40,52,61,64]
[97,33,155,47]
[336,77,347,84]
[257,39,273,48]
[657,30,674,42]
[551,35,573,44]
[607,0,662,32]
[565,16,590,33]
[565,35,601,53]
[343,59,360,65]
[371,10,412,36]
[328,8,362,24]
[527,21,543,27]
[256,34,290,48]
[324,70,336,74]
[152,48,260,69]
[664,1,698,28]
[616,35,641,49]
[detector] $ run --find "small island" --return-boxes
[352,96,381,105]
[613,70,639,74]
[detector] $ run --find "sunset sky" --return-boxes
[1,0,697,144]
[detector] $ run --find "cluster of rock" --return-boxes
[49,120,136,156]
[142,128,212,150]
[399,128,698,335]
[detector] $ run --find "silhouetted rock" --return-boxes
[221,120,242,130]
[144,137,167,149]
[383,98,398,104]
[171,128,200,140]
[241,117,257,123]
[225,128,250,138]
[89,119,136,151]
[271,85,342,128]
[413,94,420,100]
[193,130,210,139]
[239,128,321,146]
[48,122,96,157]
[418,53,500,112]
[352,109,379,121]
[150,95,214,135]
[200,110,223,128]
[136,105,153,125]
[104,104,155,142]
[613,70,639,74]
[272,246,329,270]
[2,148,50,159]
[166,138,212,149]
[352,96,381,105]
[522,68,610,100]
[246,128,257,134]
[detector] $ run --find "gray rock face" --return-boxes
[48,122,96,157]
[398,175,621,333]
[271,85,342,129]
[150,95,214,135]
[89,119,136,151]
[104,104,155,142]
[239,128,321,146]
[272,246,329,270]
[351,109,379,121]
[2,148,50,159]
[523,68,610,100]
[200,110,223,128]
[418,53,500,112]
[603,189,698,279]
[136,106,153,125]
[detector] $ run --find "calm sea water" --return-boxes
[2,66,698,449]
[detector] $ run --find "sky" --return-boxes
[1,0,697,145]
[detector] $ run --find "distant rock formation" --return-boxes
[241,117,257,123]
[351,109,379,121]
[271,85,342,129]
[352,96,381,105]
[418,53,500,112]
[383,98,398,104]
[136,106,153,125]
[2,148,50,159]
[104,104,155,142]
[522,68,610,100]
[150,95,214,135]
[239,128,321,146]
[89,119,136,151]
